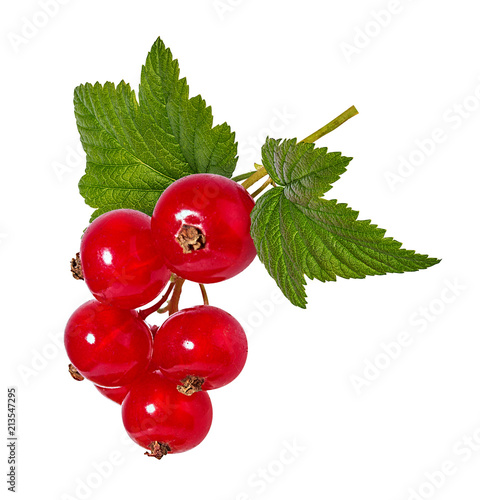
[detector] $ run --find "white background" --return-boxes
[2,0,479,499]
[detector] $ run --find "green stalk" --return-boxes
[241,166,268,190]
[232,171,256,182]
[301,106,358,144]
[251,179,273,199]
[239,106,358,193]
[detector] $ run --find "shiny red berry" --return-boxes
[151,174,256,283]
[95,384,130,405]
[122,371,213,457]
[151,305,248,392]
[80,209,170,309]
[64,300,153,388]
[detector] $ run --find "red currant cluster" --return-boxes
[65,173,256,459]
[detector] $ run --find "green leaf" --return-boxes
[261,138,353,202]
[251,139,440,308]
[140,39,238,178]
[75,38,238,221]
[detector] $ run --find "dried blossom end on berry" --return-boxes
[68,363,84,381]
[144,441,171,460]
[70,253,83,280]
[176,225,206,254]
[177,375,205,396]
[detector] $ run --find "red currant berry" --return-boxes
[122,371,213,457]
[64,300,153,387]
[151,174,256,283]
[151,305,248,392]
[95,384,130,405]
[80,209,170,310]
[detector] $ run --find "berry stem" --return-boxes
[301,105,359,144]
[199,284,209,306]
[168,278,186,316]
[251,178,273,199]
[232,171,256,182]
[241,166,268,190]
[157,303,170,314]
[138,280,176,320]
